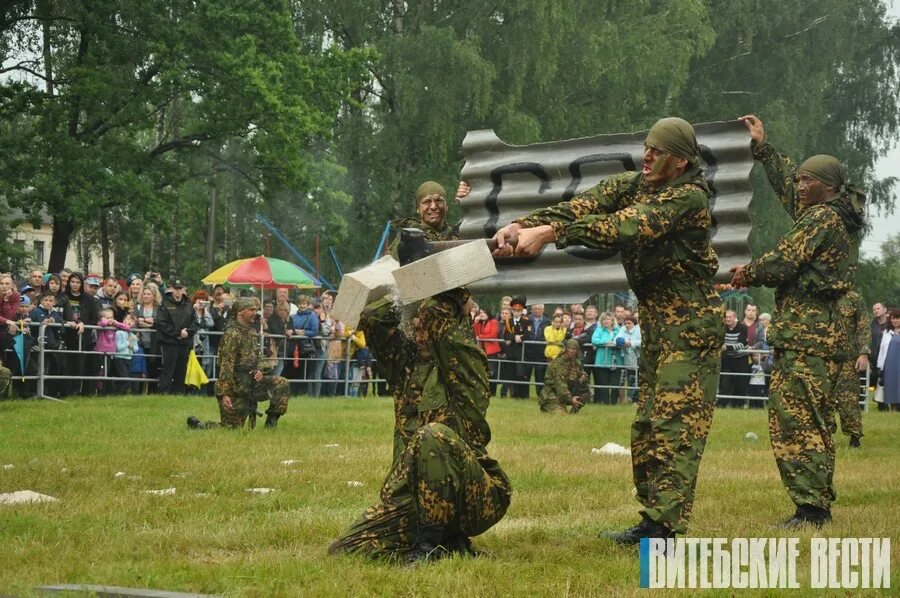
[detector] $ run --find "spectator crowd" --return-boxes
[1,267,898,412]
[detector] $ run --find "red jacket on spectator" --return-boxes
[474,318,501,356]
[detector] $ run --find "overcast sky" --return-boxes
[864,0,900,259]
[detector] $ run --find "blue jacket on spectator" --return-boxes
[591,325,622,367]
[290,308,320,356]
[28,305,63,348]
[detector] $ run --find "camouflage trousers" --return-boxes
[206,375,290,429]
[0,364,10,396]
[329,422,512,558]
[825,360,864,439]
[768,350,839,510]
[632,348,719,534]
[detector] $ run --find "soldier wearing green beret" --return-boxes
[387,181,459,258]
[186,296,290,430]
[731,115,866,527]
[486,117,725,543]
[328,288,511,563]
[540,339,591,413]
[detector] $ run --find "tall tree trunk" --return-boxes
[47,216,74,273]
[392,0,404,34]
[205,174,218,272]
[38,0,54,96]
[99,209,110,276]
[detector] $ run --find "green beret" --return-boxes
[233,297,259,312]
[415,181,446,203]
[645,117,700,166]
[798,154,844,190]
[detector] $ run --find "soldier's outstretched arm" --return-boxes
[740,115,800,220]
[515,174,630,230]
[551,184,708,251]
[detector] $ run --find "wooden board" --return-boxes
[394,240,496,304]
[331,256,399,330]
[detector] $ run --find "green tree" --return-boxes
[857,233,900,309]
[0,0,368,274]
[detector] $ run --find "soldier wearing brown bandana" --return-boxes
[485,117,726,544]
[731,115,866,528]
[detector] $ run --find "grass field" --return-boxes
[0,394,898,597]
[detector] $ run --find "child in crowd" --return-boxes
[114,313,139,394]
[28,292,65,397]
[544,314,567,361]
[95,307,131,394]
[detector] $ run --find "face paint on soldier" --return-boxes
[642,144,688,187]
[417,193,448,228]
[797,173,837,207]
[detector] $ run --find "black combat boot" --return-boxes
[849,435,861,448]
[406,524,449,564]
[264,413,280,428]
[186,416,205,430]
[600,518,675,546]
[778,504,832,529]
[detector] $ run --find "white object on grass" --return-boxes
[280,460,298,466]
[246,487,276,494]
[347,481,365,487]
[114,471,127,478]
[591,442,631,456]
[744,432,759,442]
[0,490,58,505]
[146,488,176,496]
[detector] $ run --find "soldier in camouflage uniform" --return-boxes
[329,288,511,562]
[488,117,725,543]
[540,339,591,414]
[387,181,459,258]
[731,115,866,527]
[186,297,289,430]
[829,290,869,447]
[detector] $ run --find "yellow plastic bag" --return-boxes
[185,350,209,388]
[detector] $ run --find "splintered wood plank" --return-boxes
[331,255,400,329]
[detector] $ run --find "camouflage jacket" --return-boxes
[387,217,459,259]
[743,142,865,358]
[517,168,724,353]
[539,353,588,410]
[834,290,870,362]
[215,320,263,398]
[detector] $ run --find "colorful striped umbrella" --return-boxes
[202,256,321,289]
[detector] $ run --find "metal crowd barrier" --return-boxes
[0,323,871,408]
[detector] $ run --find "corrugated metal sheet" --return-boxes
[457,120,754,303]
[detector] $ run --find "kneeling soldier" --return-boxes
[187,296,289,429]
[540,339,591,413]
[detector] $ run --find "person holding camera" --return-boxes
[156,279,199,394]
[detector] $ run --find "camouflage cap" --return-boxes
[415,181,446,202]
[645,117,700,166]
[233,296,259,312]
[565,338,581,351]
[798,154,844,189]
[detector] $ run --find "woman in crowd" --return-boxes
[324,316,346,396]
[614,315,641,402]
[127,274,143,305]
[473,307,501,396]
[876,308,900,411]
[111,290,132,322]
[498,305,514,398]
[191,290,215,384]
[267,300,290,378]
[132,285,161,393]
[61,272,100,396]
[0,273,21,370]
[591,311,621,404]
